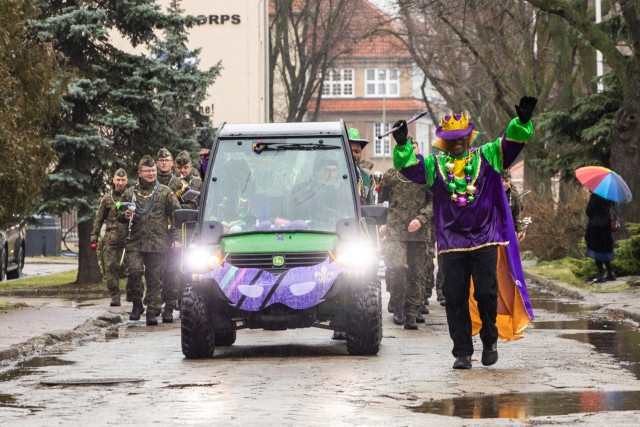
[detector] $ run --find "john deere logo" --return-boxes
[272,255,285,267]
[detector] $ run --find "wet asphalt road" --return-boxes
[1,282,640,426]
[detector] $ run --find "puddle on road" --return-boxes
[0,355,75,383]
[562,326,640,379]
[411,390,640,418]
[415,284,640,418]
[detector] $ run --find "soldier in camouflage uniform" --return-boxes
[155,148,188,322]
[174,150,203,209]
[160,150,204,321]
[378,146,433,329]
[90,168,129,307]
[502,169,526,242]
[119,155,181,326]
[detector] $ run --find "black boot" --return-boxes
[162,305,174,323]
[129,301,144,321]
[416,311,425,323]
[332,331,346,340]
[404,316,418,330]
[387,301,395,313]
[481,342,498,366]
[392,310,404,325]
[146,311,158,326]
[453,356,472,369]
[110,296,121,307]
[420,303,429,314]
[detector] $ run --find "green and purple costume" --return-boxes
[393,117,534,341]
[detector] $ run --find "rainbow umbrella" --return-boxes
[575,166,633,203]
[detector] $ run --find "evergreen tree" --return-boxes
[31,0,219,284]
[138,0,220,162]
[0,0,64,227]
[31,0,165,284]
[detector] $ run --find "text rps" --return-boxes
[201,15,241,25]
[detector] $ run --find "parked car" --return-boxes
[175,120,387,358]
[1,221,26,281]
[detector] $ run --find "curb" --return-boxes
[522,270,594,301]
[0,313,124,364]
[523,269,640,324]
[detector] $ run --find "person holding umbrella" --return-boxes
[585,192,616,282]
[576,165,633,283]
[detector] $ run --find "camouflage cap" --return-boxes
[138,155,156,169]
[175,150,192,166]
[114,168,127,177]
[157,147,172,159]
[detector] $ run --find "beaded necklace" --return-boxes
[439,150,480,207]
[132,181,159,215]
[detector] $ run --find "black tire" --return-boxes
[346,280,382,355]
[214,330,237,347]
[181,285,215,359]
[6,245,24,280]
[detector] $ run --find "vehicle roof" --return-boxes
[217,121,345,138]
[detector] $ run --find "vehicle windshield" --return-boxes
[203,136,357,234]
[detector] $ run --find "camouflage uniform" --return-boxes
[118,162,181,316]
[378,167,433,319]
[164,151,204,312]
[90,171,128,301]
[506,184,525,233]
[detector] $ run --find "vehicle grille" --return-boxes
[225,252,329,272]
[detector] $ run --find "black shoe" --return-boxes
[146,312,158,326]
[110,297,121,307]
[481,342,498,366]
[593,276,606,283]
[437,295,445,302]
[129,301,144,321]
[404,316,418,330]
[162,305,174,323]
[606,273,617,281]
[416,311,426,323]
[393,311,404,325]
[387,302,395,313]
[440,298,446,307]
[332,331,346,340]
[419,304,429,315]
[453,356,472,369]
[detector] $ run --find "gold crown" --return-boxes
[441,113,469,131]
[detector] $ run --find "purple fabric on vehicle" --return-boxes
[204,257,341,311]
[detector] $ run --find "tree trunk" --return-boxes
[75,219,102,285]
[610,102,640,227]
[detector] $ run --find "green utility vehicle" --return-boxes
[175,121,386,358]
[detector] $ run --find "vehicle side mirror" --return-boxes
[174,209,198,228]
[360,205,387,225]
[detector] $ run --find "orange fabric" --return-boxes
[469,246,531,341]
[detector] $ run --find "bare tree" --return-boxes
[393,0,597,191]
[269,0,386,122]
[524,0,640,223]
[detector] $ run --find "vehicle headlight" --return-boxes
[185,246,223,272]
[335,240,377,271]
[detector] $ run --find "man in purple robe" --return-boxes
[392,96,538,369]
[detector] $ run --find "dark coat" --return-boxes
[585,193,614,254]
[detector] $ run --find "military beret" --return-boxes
[138,155,156,168]
[175,150,192,166]
[114,168,127,177]
[157,147,172,159]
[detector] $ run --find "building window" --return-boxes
[321,69,354,97]
[365,68,399,97]
[373,123,391,157]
